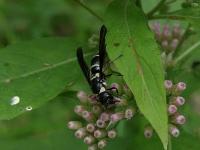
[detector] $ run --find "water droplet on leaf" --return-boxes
[10,96,20,105]
[25,106,32,111]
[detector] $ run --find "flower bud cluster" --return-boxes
[144,80,187,139]
[165,80,186,138]
[68,83,136,150]
[150,22,185,68]
[150,23,183,53]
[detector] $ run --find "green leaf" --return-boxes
[0,37,92,120]
[105,0,168,149]
[141,0,161,13]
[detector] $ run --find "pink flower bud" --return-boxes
[164,80,173,91]
[169,124,180,137]
[144,126,153,139]
[74,105,86,116]
[151,22,161,32]
[88,144,98,150]
[100,112,110,122]
[77,91,88,103]
[84,135,96,145]
[86,123,95,133]
[82,111,94,122]
[175,114,186,125]
[114,97,128,106]
[88,95,98,104]
[68,121,82,130]
[96,119,106,128]
[125,107,136,119]
[161,40,169,50]
[75,128,87,139]
[94,129,107,138]
[110,112,124,123]
[108,130,117,139]
[176,82,187,92]
[111,83,120,93]
[98,139,107,149]
[170,38,179,51]
[162,25,171,40]
[168,105,178,115]
[92,105,102,115]
[172,96,185,106]
[172,24,182,38]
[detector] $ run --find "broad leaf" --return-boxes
[0,37,92,120]
[105,0,168,149]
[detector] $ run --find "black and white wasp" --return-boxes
[76,25,118,108]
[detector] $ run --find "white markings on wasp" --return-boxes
[10,96,20,106]
[91,64,100,68]
[100,87,106,93]
[92,54,99,58]
[91,73,100,80]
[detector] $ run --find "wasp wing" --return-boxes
[76,47,91,85]
[99,25,107,78]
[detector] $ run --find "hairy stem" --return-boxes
[74,0,103,22]
[147,0,166,18]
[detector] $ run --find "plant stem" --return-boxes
[73,0,103,22]
[174,40,200,64]
[168,135,172,150]
[147,0,166,18]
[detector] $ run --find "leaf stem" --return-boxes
[174,40,200,64]
[73,0,103,22]
[147,0,166,18]
[168,135,172,150]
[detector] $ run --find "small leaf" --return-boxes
[105,0,168,149]
[0,37,93,120]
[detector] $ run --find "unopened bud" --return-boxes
[125,107,136,119]
[114,97,128,106]
[94,129,107,138]
[108,129,117,139]
[98,139,107,149]
[174,114,186,125]
[162,25,171,40]
[88,95,98,104]
[161,40,169,51]
[170,38,179,51]
[74,105,86,116]
[175,82,186,93]
[88,144,98,150]
[110,112,124,123]
[169,124,180,137]
[100,112,110,122]
[92,105,102,115]
[164,80,173,92]
[86,123,95,133]
[111,83,120,93]
[144,126,153,139]
[82,111,95,122]
[172,24,182,38]
[75,128,87,139]
[96,119,106,128]
[68,121,82,130]
[171,96,185,106]
[168,105,178,115]
[84,135,96,145]
[77,91,88,103]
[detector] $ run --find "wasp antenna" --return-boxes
[100,25,107,34]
